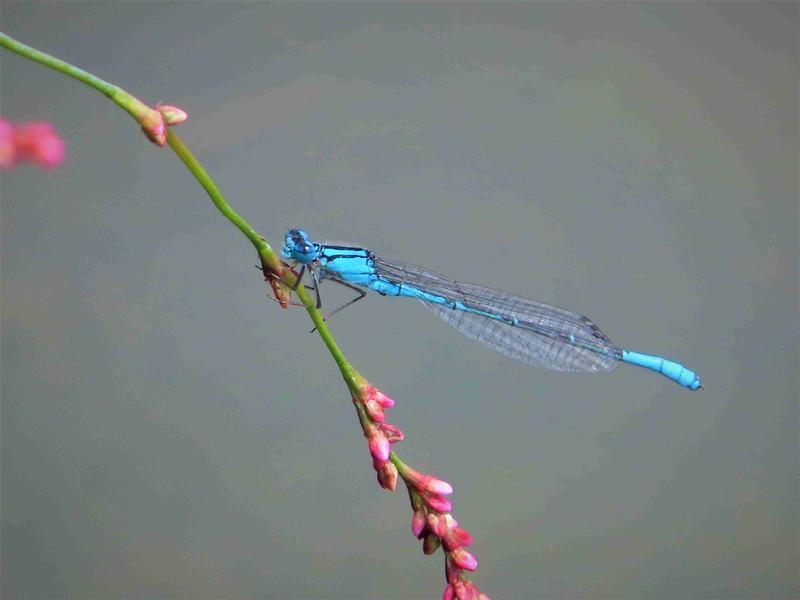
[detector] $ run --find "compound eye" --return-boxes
[290,229,308,243]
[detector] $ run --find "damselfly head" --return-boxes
[282,228,320,264]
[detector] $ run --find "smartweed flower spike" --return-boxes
[349,377,488,597]
[398,464,488,599]
[0,119,65,169]
[351,377,488,596]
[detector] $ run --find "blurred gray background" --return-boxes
[2,3,797,598]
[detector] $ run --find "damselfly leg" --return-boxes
[309,278,368,333]
[309,267,322,309]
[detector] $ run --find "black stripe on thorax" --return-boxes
[321,244,370,251]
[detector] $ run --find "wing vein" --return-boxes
[373,257,620,372]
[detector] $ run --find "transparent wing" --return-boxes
[374,257,621,373]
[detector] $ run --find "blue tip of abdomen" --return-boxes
[621,350,702,391]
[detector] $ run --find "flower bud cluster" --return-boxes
[353,379,404,491]
[403,469,488,600]
[139,104,187,146]
[0,119,65,169]
[351,377,489,598]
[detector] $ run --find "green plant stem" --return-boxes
[0,32,157,124]
[307,306,359,387]
[390,451,408,475]
[166,132,276,259]
[1,31,360,410]
[165,130,357,386]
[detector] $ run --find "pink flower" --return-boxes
[423,494,453,513]
[133,102,186,146]
[443,526,473,552]
[426,512,447,537]
[356,380,396,423]
[423,511,474,551]
[365,423,390,462]
[365,386,395,409]
[157,104,188,126]
[424,513,472,550]
[402,466,454,496]
[0,120,65,169]
[16,122,65,168]
[411,508,427,538]
[401,466,454,518]
[378,422,404,443]
[351,378,405,491]
[361,395,386,423]
[450,547,478,572]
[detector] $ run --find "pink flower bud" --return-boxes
[426,512,448,537]
[357,382,396,423]
[376,461,398,491]
[450,547,478,571]
[358,380,396,408]
[444,513,459,529]
[140,120,166,146]
[135,106,167,146]
[33,133,64,168]
[423,532,441,555]
[362,396,386,423]
[379,422,404,443]
[443,527,474,551]
[442,584,456,600]
[365,424,390,462]
[411,509,427,538]
[426,478,454,496]
[403,466,454,496]
[371,389,395,408]
[423,494,452,513]
[157,104,188,126]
